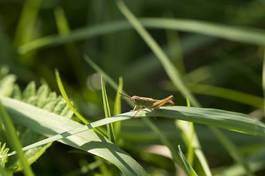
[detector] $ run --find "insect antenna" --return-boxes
[119,91,131,99]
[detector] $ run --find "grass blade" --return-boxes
[1,96,147,176]
[188,83,263,109]
[113,77,123,142]
[178,145,198,176]
[101,76,115,142]
[7,105,265,156]
[55,70,106,137]
[0,101,34,176]
[19,18,265,54]
[55,70,88,124]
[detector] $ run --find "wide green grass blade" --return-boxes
[0,102,34,176]
[5,104,265,161]
[0,96,147,176]
[19,18,265,54]
[101,77,115,142]
[147,106,265,136]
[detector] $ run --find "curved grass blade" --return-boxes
[101,77,115,142]
[0,96,147,176]
[4,105,265,163]
[178,145,198,176]
[19,18,265,54]
[147,106,265,136]
[55,70,88,124]
[55,70,107,140]
[0,102,34,176]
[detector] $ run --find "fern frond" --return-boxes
[0,67,73,171]
[0,142,9,167]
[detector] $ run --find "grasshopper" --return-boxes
[121,93,175,111]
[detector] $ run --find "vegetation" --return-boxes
[0,0,265,175]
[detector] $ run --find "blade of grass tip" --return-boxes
[116,0,199,107]
[113,77,123,142]
[55,70,88,124]
[55,70,106,137]
[101,76,115,142]
[116,1,211,175]
[84,56,182,171]
[178,145,198,176]
[0,101,34,176]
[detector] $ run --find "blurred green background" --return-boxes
[0,0,265,175]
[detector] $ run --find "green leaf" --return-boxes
[178,145,198,176]
[1,96,147,176]
[101,76,115,142]
[19,18,265,54]
[113,77,123,142]
[0,142,9,167]
[0,101,34,176]
[55,70,88,124]
[146,106,265,136]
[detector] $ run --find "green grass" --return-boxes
[0,0,265,175]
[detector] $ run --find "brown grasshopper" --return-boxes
[121,93,175,111]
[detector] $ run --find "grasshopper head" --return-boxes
[130,96,138,103]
